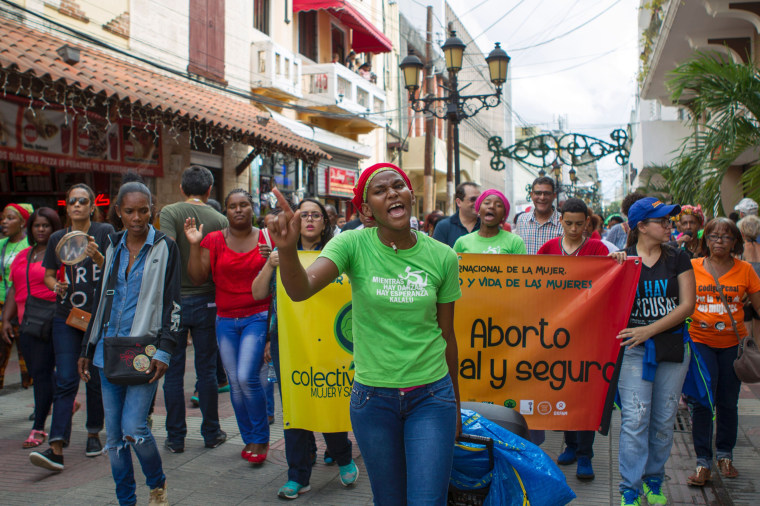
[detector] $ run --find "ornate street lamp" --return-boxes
[399,52,424,91]
[400,31,510,187]
[441,31,466,72]
[486,43,510,86]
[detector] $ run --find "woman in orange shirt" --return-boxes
[687,217,760,486]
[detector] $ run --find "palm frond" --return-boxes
[664,51,760,210]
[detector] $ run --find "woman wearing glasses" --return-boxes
[616,197,695,506]
[184,189,271,464]
[30,184,113,472]
[253,198,359,499]
[686,217,760,486]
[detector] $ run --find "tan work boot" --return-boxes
[717,458,738,478]
[148,481,168,505]
[686,466,711,486]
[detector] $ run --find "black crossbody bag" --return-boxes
[20,250,56,342]
[100,251,159,385]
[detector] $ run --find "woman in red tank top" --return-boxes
[185,189,271,464]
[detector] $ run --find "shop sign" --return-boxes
[0,95,163,177]
[327,167,356,198]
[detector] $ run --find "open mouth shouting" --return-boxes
[388,202,406,219]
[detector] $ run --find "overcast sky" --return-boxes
[448,0,641,200]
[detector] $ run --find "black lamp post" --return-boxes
[400,31,510,187]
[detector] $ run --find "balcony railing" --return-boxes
[301,63,386,126]
[251,40,302,98]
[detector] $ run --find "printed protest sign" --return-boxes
[277,252,640,432]
[277,251,354,433]
[456,253,640,430]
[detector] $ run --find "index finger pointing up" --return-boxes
[273,188,293,217]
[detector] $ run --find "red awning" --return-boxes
[294,0,393,54]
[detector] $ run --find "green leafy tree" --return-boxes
[666,52,760,210]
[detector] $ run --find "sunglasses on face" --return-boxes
[532,191,554,198]
[67,197,90,206]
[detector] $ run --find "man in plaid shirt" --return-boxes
[516,176,563,254]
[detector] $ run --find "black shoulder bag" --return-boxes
[101,250,160,385]
[20,250,56,342]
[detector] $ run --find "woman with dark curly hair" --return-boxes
[185,189,272,464]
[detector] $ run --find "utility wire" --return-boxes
[508,0,623,52]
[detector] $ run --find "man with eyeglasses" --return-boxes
[516,177,564,254]
[432,182,481,247]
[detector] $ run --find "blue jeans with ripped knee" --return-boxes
[618,345,689,494]
[99,368,165,506]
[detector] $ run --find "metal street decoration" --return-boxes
[488,129,630,171]
[408,87,502,122]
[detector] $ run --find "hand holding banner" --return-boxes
[456,253,640,430]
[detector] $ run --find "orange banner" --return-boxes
[456,254,641,430]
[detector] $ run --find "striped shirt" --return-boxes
[516,210,563,254]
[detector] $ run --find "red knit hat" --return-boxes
[351,163,413,212]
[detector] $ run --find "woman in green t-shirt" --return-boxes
[267,163,462,505]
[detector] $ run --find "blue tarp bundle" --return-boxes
[451,409,576,506]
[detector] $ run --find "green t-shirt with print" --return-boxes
[319,228,461,388]
[453,229,527,255]
[0,236,30,303]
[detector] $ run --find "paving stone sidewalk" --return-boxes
[1,348,759,505]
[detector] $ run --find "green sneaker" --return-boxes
[621,488,640,506]
[339,460,359,486]
[643,477,667,504]
[278,481,311,500]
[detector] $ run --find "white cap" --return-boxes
[735,198,758,215]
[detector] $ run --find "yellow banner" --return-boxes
[277,251,354,432]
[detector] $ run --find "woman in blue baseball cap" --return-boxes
[616,197,696,506]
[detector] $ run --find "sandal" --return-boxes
[23,429,47,448]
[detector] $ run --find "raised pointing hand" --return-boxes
[265,188,301,250]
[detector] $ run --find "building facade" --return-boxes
[638,0,760,213]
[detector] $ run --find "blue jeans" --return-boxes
[216,313,269,444]
[618,345,689,493]
[99,369,165,506]
[270,330,352,485]
[49,317,104,443]
[690,343,741,467]
[17,331,55,431]
[163,293,221,445]
[350,375,457,506]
